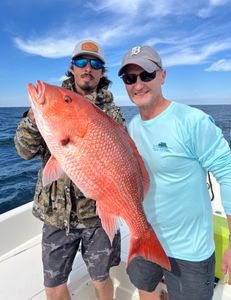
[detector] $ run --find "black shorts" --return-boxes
[42,223,121,287]
[127,253,215,300]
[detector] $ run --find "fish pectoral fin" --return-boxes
[42,155,65,186]
[97,205,120,243]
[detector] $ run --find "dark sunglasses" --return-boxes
[73,58,104,70]
[121,70,159,85]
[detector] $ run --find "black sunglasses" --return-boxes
[73,58,104,70]
[121,70,159,85]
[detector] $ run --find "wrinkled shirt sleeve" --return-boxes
[14,112,44,160]
[102,102,126,129]
[188,114,231,215]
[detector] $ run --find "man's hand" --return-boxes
[222,244,231,284]
[28,108,36,124]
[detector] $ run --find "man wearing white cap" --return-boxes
[118,45,231,300]
[15,40,125,300]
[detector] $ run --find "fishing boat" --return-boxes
[0,175,230,300]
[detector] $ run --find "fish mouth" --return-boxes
[28,80,45,106]
[28,80,51,136]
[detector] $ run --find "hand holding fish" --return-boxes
[28,108,36,124]
[222,244,231,284]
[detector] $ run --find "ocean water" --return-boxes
[0,105,231,214]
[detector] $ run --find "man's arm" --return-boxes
[14,108,44,160]
[188,114,231,283]
[103,102,126,128]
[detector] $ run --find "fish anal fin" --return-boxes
[122,131,150,198]
[97,205,120,243]
[42,155,65,186]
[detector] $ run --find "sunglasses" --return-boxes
[73,58,104,70]
[121,70,159,85]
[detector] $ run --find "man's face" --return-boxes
[71,55,104,96]
[123,64,165,108]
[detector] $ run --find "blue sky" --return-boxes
[0,0,231,107]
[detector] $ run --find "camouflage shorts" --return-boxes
[42,223,121,287]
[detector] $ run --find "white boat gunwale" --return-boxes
[0,175,231,299]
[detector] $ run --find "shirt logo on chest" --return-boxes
[153,142,170,152]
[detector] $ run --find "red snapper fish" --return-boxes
[28,80,170,270]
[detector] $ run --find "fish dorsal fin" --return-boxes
[119,128,150,197]
[42,155,65,186]
[90,104,149,197]
[128,135,150,197]
[97,205,120,243]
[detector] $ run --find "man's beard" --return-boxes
[81,83,95,91]
[80,73,96,92]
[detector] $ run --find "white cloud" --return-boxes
[209,0,230,6]
[86,0,197,16]
[12,0,231,72]
[198,0,230,17]
[144,37,177,47]
[161,40,231,67]
[14,37,76,58]
[205,59,231,71]
[13,23,133,58]
[98,25,131,45]
[197,7,214,18]
[50,75,68,83]
[85,0,230,18]
[85,0,142,13]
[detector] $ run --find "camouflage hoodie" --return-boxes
[14,81,126,233]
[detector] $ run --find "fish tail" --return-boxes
[128,226,171,271]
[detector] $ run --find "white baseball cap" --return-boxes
[72,40,105,63]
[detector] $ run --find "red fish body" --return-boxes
[28,80,170,270]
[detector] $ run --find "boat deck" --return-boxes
[0,175,231,299]
[0,208,138,300]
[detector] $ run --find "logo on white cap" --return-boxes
[81,41,99,53]
[131,46,141,55]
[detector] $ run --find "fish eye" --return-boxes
[61,138,70,146]
[64,95,72,103]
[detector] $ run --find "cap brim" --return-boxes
[118,58,159,76]
[72,51,105,63]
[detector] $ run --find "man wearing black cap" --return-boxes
[118,45,231,300]
[15,40,125,300]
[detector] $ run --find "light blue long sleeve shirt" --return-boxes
[128,101,231,261]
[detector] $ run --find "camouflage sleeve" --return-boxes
[14,112,44,160]
[103,102,126,129]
